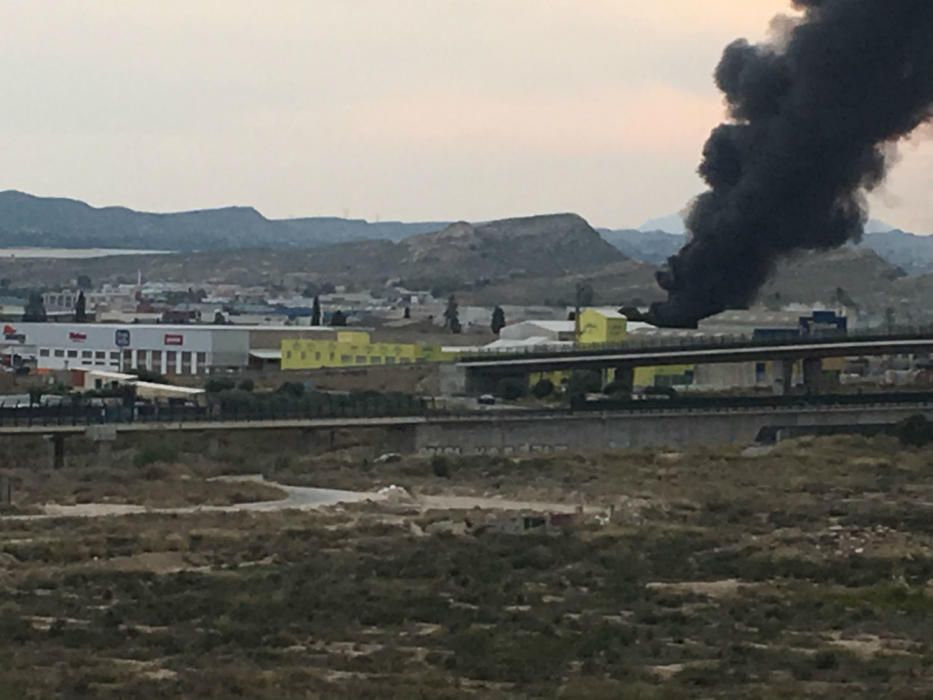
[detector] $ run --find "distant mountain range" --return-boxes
[3,190,933,282]
[602,222,933,275]
[0,190,447,251]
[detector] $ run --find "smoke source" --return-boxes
[651,0,933,328]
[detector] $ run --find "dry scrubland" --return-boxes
[2,435,933,697]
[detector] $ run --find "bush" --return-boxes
[895,414,933,447]
[602,380,632,397]
[496,378,527,401]
[238,378,255,392]
[134,444,179,467]
[277,382,306,399]
[205,378,236,393]
[132,369,170,384]
[568,370,603,395]
[531,379,554,399]
[431,456,451,478]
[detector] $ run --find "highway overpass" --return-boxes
[456,331,933,393]
[4,392,931,468]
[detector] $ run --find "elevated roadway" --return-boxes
[456,331,933,393]
[3,392,932,467]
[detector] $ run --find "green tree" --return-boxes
[496,377,527,401]
[330,310,348,327]
[22,293,47,322]
[76,274,92,290]
[311,296,322,326]
[444,295,462,334]
[74,291,87,323]
[576,282,595,308]
[491,306,506,335]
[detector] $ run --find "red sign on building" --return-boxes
[68,332,87,342]
[164,334,184,346]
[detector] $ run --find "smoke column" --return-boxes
[651,0,933,328]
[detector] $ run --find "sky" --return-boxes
[0,1,930,232]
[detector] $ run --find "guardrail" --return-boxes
[2,392,932,429]
[457,325,933,363]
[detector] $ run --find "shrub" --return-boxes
[277,382,306,399]
[568,370,603,395]
[238,378,255,392]
[131,368,170,384]
[895,414,933,447]
[602,380,632,397]
[496,378,527,401]
[205,377,236,393]
[531,379,555,399]
[431,456,451,478]
[134,444,179,468]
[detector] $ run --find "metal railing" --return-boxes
[2,390,933,429]
[457,324,933,363]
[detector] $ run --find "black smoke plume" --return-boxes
[650,0,933,328]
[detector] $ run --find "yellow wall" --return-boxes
[633,365,695,388]
[577,308,627,345]
[282,331,451,370]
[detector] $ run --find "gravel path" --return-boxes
[6,475,596,520]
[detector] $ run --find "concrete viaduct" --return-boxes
[5,398,931,468]
[455,334,933,394]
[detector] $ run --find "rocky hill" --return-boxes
[396,214,625,289]
[0,191,446,251]
[602,225,933,277]
[598,228,685,265]
[0,213,631,291]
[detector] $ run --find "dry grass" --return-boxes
[3,436,933,698]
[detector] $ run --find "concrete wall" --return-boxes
[413,406,931,455]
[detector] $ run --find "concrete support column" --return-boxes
[803,358,823,395]
[613,366,635,393]
[97,441,113,468]
[779,359,795,396]
[50,435,65,470]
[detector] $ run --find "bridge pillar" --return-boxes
[207,434,221,458]
[49,435,65,470]
[778,359,795,396]
[803,358,823,395]
[613,366,635,394]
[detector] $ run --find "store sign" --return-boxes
[115,329,131,348]
[164,334,184,346]
[68,331,87,343]
[2,324,24,343]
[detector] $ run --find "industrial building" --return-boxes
[281,330,450,371]
[1,323,333,375]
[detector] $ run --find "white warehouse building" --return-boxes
[3,323,333,375]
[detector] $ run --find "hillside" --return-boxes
[604,224,933,276]
[598,228,684,265]
[860,229,933,275]
[397,214,625,289]
[0,191,446,251]
[0,214,630,292]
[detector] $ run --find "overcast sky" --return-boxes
[0,1,929,231]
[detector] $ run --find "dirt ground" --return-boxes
[3,435,933,698]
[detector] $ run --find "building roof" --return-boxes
[585,307,626,319]
[522,320,575,332]
[13,322,339,333]
[249,350,282,360]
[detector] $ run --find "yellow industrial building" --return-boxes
[281,311,693,390]
[281,330,448,371]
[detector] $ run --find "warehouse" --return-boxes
[3,323,333,375]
